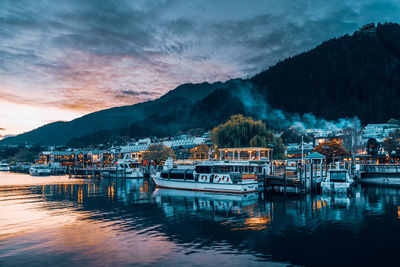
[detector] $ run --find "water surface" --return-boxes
[1,172,400,266]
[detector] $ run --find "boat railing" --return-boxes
[362,164,400,174]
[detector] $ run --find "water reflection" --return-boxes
[1,173,400,266]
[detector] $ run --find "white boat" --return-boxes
[29,164,51,176]
[152,159,264,194]
[321,168,354,193]
[104,155,144,178]
[0,162,10,171]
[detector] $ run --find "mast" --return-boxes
[301,135,304,165]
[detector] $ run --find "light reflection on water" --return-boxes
[1,172,400,266]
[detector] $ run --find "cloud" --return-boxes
[0,127,5,131]
[0,0,400,134]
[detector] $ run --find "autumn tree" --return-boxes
[312,141,349,162]
[382,129,400,154]
[142,144,175,165]
[211,114,284,158]
[190,143,209,160]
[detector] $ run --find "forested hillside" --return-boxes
[251,22,400,123]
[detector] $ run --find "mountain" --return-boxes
[251,22,400,123]
[0,80,236,145]
[2,22,400,146]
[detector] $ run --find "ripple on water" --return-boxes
[2,173,400,266]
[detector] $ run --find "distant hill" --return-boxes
[0,80,236,145]
[2,22,400,146]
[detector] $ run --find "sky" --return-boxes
[1,0,399,138]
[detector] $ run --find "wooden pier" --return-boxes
[259,162,340,193]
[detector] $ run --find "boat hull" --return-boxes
[103,170,144,178]
[29,171,51,176]
[360,176,400,186]
[152,176,258,194]
[321,182,353,193]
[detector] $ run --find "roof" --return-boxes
[304,152,326,159]
[219,147,273,151]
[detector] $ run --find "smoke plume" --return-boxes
[235,81,361,132]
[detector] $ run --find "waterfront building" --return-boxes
[219,147,273,161]
[37,150,115,167]
[285,143,313,159]
[120,134,209,161]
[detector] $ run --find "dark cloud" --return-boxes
[0,128,5,131]
[119,90,159,96]
[0,0,399,118]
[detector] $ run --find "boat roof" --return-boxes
[197,161,264,166]
[328,169,348,172]
[304,152,326,159]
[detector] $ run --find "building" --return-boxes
[362,123,399,143]
[37,149,115,167]
[285,143,313,159]
[120,135,209,161]
[219,147,273,161]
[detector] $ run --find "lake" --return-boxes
[1,172,400,266]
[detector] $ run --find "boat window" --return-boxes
[195,166,211,174]
[167,169,194,180]
[221,166,230,173]
[330,171,347,182]
[161,171,169,178]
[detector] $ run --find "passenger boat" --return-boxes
[152,159,265,194]
[104,155,144,178]
[321,168,354,193]
[29,164,51,176]
[0,162,10,171]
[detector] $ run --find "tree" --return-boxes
[313,141,349,162]
[211,114,284,158]
[190,143,209,160]
[383,138,396,154]
[250,135,267,147]
[142,144,175,165]
[367,138,380,155]
[382,129,400,154]
[388,118,400,125]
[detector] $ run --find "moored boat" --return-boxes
[321,168,354,193]
[103,155,144,178]
[152,159,265,194]
[0,162,10,171]
[29,164,51,176]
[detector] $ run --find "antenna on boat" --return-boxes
[301,135,304,165]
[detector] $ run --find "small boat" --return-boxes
[48,162,67,175]
[29,164,51,176]
[152,159,263,194]
[321,168,354,193]
[104,155,144,178]
[10,163,31,173]
[0,162,10,171]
